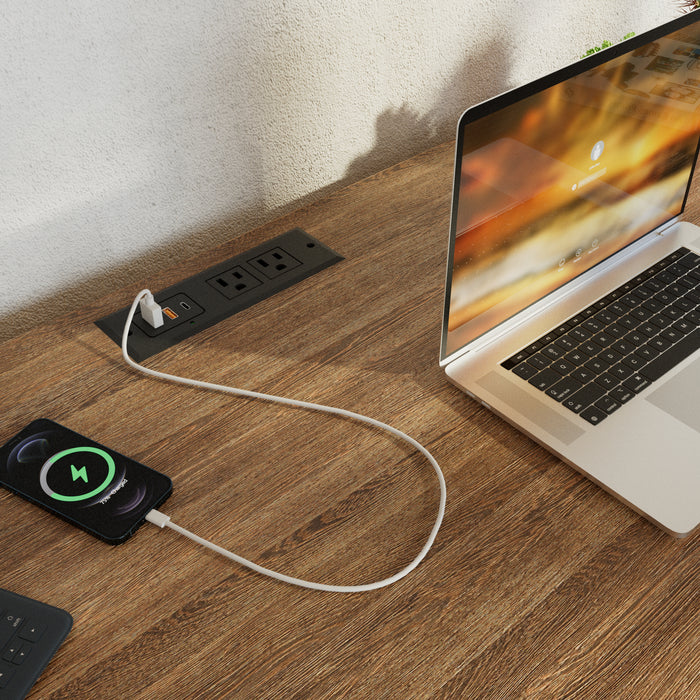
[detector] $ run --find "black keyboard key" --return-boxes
[580,405,608,425]
[585,356,609,373]
[547,376,583,401]
[0,665,16,689]
[610,385,635,404]
[543,345,565,360]
[555,335,576,351]
[661,327,684,344]
[640,328,700,382]
[529,368,561,391]
[595,395,621,415]
[580,340,603,356]
[18,622,46,643]
[502,352,528,370]
[637,322,658,338]
[526,353,549,370]
[595,373,618,390]
[551,358,576,375]
[673,318,694,334]
[629,306,654,322]
[569,326,592,342]
[621,354,645,371]
[599,348,622,365]
[562,382,606,413]
[635,344,659,362]
[623,373,651,394]
[0,615,22,649]
[612,339,635,355]
[649,335,673,352]
[592,331,615,347]
[513,362,538,381]
[623,331,646,347]
[570,366,596,384]
[609,362,635,380]
[582,318,604,333]
[565,349,589,365]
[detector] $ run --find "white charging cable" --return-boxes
[123,289,446,592]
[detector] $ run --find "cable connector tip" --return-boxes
[146,509,171,528]
[139,291,164,329]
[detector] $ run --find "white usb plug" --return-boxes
[139,291,164,328]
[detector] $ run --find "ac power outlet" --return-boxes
[207,266,262,299]
[248,247,301,278]
[96,228,343,361]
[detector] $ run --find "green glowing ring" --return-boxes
[39,447,116,502]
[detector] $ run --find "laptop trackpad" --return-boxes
[647,358,700,433]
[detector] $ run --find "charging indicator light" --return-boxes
[39,447,116,502]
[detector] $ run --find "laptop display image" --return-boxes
[441,11,700,536]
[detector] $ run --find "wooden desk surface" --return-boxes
[2,141,699,699]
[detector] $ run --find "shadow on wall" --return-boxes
[2,39,513,343]
[345,39,514,185]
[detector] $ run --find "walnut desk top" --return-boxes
[2,141,699,699]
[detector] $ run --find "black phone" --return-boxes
[0,418,172,544]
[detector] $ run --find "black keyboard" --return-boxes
[503,247,700,425]
[0,588,72,699]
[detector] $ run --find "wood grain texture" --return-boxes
[1,141,699,699]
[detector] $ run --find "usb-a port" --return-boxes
[133,293,203,337]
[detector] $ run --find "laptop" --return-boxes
[441,11,700,537]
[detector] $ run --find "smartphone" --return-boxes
[0,418,172,544]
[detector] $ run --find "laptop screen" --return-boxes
[442,13,700,362]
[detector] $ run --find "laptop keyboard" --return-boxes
[502,247,700,425]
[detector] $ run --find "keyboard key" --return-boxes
[513,362,538,380]
[570,366,595,384]
[641,328,700,382]
[565,349,589,365]
[580,405,608,425]
[18,622,45,643]
[12,644,31,666]
[552,358,576,375]
[529,368,561,391]
[623,374,651,394]
[595,372,618,390]
[609,363,634,380]
[585,356,609,373]
[595,395,621,415]
[0,664,15,689]
[526,353,549,370]
[569,326,592,342]
[621,354,645,371]
[546,376,583,401]
[610,385,635,404]
[562,382,606,413]
[543,345,565,360]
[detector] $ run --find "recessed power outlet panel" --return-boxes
[95,228,343,361]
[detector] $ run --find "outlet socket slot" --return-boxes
[207,266,263,299]
[248,248,301,279]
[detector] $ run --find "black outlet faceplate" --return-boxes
[95,228,343,361]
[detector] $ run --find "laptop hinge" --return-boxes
[442,216,683,368]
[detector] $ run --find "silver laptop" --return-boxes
[441,11,700,536]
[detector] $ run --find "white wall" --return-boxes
[1,1,675,341]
